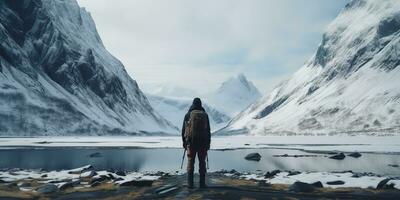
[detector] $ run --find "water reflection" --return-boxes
[0,148,399,175]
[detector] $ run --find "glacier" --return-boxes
[0,0,177,136]
[222,0,400,135]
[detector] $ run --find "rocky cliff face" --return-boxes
[0,0,176,135]
[222,0,400,135]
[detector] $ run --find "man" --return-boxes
[182,97,211,188]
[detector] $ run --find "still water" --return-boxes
[0,148,399,175]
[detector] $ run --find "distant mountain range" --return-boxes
[147,74,262,131]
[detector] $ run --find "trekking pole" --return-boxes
[206,155,209,169]
[180,149,186,169]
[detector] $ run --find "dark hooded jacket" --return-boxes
[181,98,211,148]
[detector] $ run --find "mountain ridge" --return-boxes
[221,0,400,135]
[0,0,177,135]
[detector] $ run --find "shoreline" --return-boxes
[1,167,399,200]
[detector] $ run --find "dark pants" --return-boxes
[187,146,207,174]
[187,146,207,187]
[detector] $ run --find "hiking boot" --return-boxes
[187,172,194,189]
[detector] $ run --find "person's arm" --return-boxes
[181,113,189,148]
[206,114,211,150]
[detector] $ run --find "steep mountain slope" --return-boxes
[147,95,230,131]
[205,74,261,117]
[0,0,176,135]
[222,0,400,135]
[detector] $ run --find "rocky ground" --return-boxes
[1,170,400,200]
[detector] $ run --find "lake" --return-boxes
[0,147,399,175]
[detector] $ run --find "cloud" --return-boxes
[77,0,348,94]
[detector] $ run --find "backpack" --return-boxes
[185,110,208,148]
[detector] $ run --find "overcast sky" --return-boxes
[77,0,348,94]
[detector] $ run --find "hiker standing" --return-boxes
[182,98,211,188]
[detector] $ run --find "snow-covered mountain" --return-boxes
[147,95,231,131]
[205,74,262,117]
[0,0,177,136]
[222,0,400,135]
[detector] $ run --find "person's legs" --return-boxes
[186,146,196,188]
[198,148,207,188]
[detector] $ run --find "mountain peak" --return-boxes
[206,74,261,117]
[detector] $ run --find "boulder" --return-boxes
[329,153,345,160]
[81,171,97,178]
[348,152,362,158]
[388,164,399,168]
[264,170,281,179]
[68,165,93,174]
[90,181,101,187]
[59,179,80,191]
[36,184,59,194]
[289,181,316,193]
[119,180,153,187]
[115,170,126,176]
[245,153,261,161]
[155,184,178,195]
[18,182,31,187]
[287,171,301,176]
[376,178,395,189]
[311,181,323,188]
[326,180,345,185]
[257,180,271,187]
[90,176,109,184]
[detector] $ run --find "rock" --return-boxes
[311,181,323,188]
[90,181,101,187]
[289,181,315,193]
[81,171,97,178]
[89,152,102,158]
[108,173,116,179]
[388,164,399,168]
[59,179,80,191]
[329,153,345,160]
[36,184,59,194]
[155,184,178,195]
[119,180,153,187]
[18,182,31,187]
[245,153,261,161]
[113,177,124,182]
[287,171,301,176]
[348,152,362,158]
[90,176,109,184]
[376,178,395,189]
[41,174,48,178]
[115,170,126,176]
[264,170,280,179]
[244,144,250,146]
[326,180,345,185]
[68,165,93,174]
[257,180,271,187]
[5,182,18,188]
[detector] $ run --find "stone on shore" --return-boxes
[329,153,345,160]
[348,152,362,158]
[245,153,261,161]
[289,181,316,193]
[36,184,59,194]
